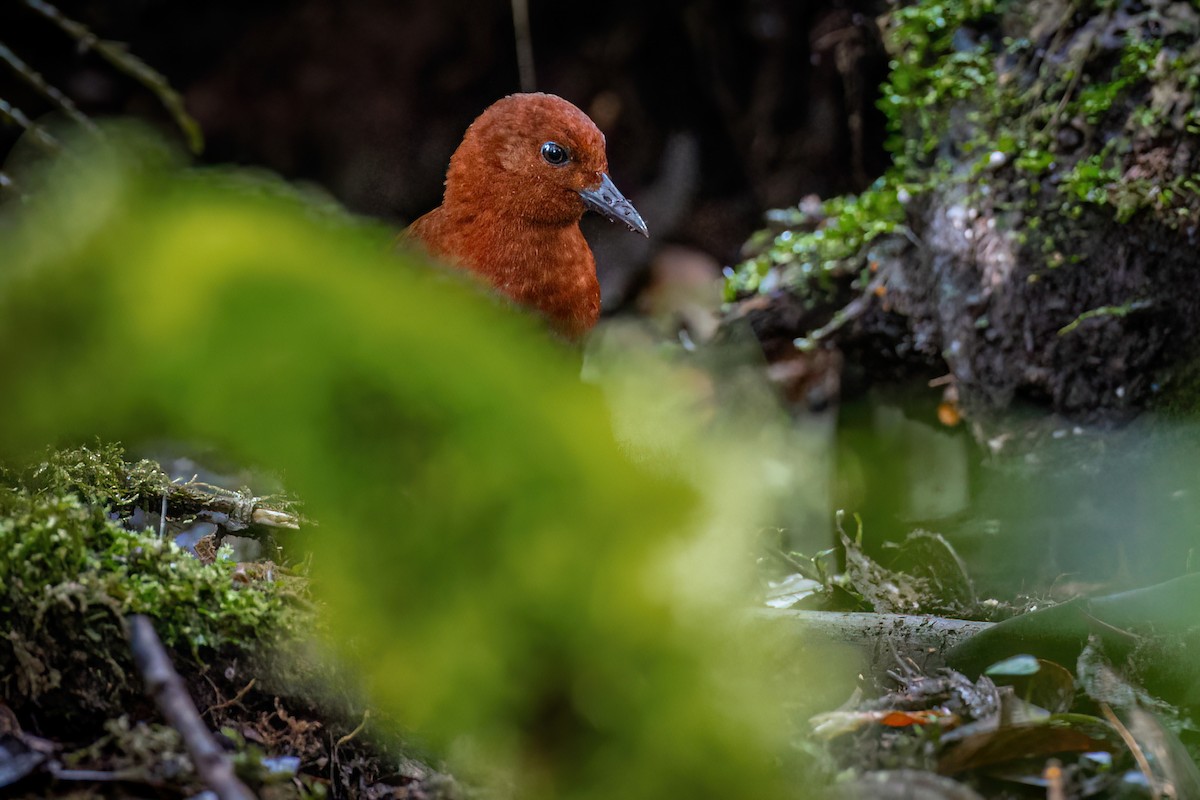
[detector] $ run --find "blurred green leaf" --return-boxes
[0,130,800,799]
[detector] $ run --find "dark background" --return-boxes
[1,0,890,308]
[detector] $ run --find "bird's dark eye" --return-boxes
[541,141,569,166]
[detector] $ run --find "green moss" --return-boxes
[1152,349,1200,417]
[0,445,310,707]
[24,441,172,508]
[724,180,905,303]
[1062,155,1200,225]
[729,0,1004,305]
[1056,299,1152,336]
[728,0,1200,304]
[880,0,1000,176]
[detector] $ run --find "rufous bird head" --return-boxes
[405,93,645,341]
[442,93,647,236]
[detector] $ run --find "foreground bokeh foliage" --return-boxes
[0,133,797,799]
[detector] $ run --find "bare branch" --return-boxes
[127,615,257,800]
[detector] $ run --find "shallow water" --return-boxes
[825,386,1200,597]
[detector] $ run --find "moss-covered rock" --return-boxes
[729,0,1200,416]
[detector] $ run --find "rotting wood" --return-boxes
[155,478,301,534]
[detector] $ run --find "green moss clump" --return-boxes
[724,180,905,303]
[0,445,310,712]
[727,0,1001,306]
[880,0,1000,179]
[23,441,172,508]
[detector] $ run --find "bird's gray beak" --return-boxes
[579,173,648,237]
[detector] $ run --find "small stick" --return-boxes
[0,96,63,153]
[335,709,370,748]
[510,0,536,91]
[1100,702,1168,799]
[127,615,257,800]
[48,765,165,788]
[205,678,257,718]
[0,170,22,199]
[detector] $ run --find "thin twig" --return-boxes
[0,42,97,131]
[205,678,257,718]
[127,615,257,800]
[510,0,536,92]
[793,271,886,351]
[20,0,204,153]
[48,765,166,787]
[1100,702,1168,799]
[765,544,813,576]
[335,709,370,748]
[1058,300,1152,336]
[0,170,22,199]
[0,97,63,153]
